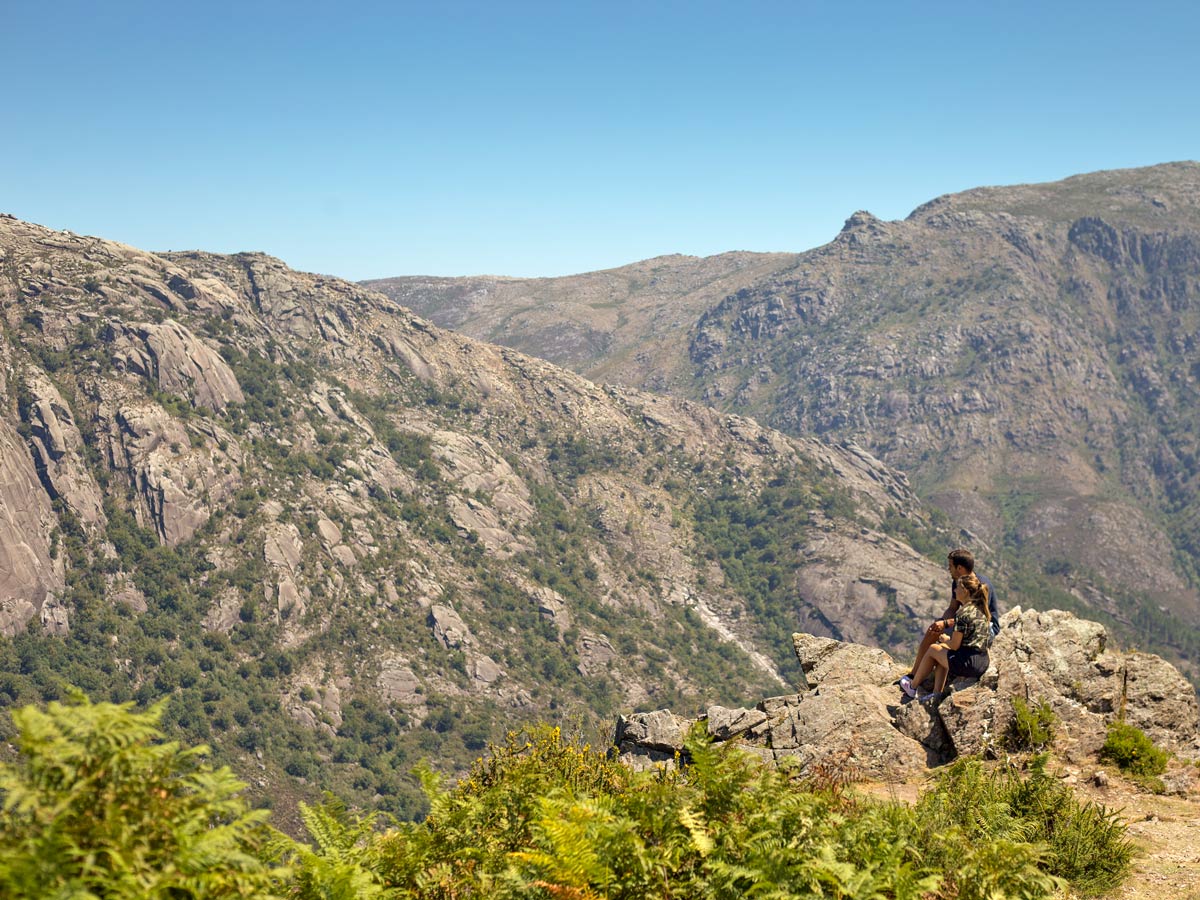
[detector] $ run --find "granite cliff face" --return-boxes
[372,163,1200,680]
[0,213,955,815]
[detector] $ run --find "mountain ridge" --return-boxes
[368,162,1200,681]
[0,210,953,821]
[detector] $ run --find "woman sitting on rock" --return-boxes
[902,573,991,702]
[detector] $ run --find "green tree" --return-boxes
[0,691,285,899]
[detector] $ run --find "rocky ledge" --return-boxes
[614,607,1200,786]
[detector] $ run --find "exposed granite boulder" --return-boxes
[706,705,768,742]
[765,683,928,779]
[576,631,616,677]
[469,654,504,685]
[263,521,308,633]
[615,709,691,753]
[1123,651,1200,751]
[429,604,472,649]
[106,319,244,411]
[615,607,1200,777]
[791,631,899,688]
[102,401,242,545]
[0,415,62,635]
[377,653,426,723]
[20,370,105,527]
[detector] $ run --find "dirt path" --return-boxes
[1084,787,1200,900]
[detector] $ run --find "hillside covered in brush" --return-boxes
[0,213,952,820]
[371,162,1200,681]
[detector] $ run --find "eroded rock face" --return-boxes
[0,415,62,635]
[107,320,244,411]
[102,401,242,545]
[429,604,472,649]
[615,607,1200,777]
[20,371,105,527]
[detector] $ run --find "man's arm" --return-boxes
[926,598,962,635]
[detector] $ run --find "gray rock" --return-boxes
[39,594,70,635]
[108,319,244,411]
[938,686,1002,758]
[104,402,241,545]
[576,631,616,677]
[264,522,304,573]
[706,705,768,741]
[0,416,61,635]
[22,371,105,527]
[469,654,503,684]
[616,709,691,752]
[1122,651,1200,752]
[792,631,900,688]
[377,655,425,717]
[429,604,472,649]
[767,684,927,780]
[1161,766,1197,796]
[892,698,955,764]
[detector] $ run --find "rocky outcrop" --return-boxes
[107,320,244,411]
[101,401,242,545]
[615,607,1200,780]
[0,414,63,636]
[19,371,105,527]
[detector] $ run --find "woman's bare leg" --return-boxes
[908,627,942,676]
[912,644,948,690]
[933,664,949,694]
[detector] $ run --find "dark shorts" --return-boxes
[947,648,989,679]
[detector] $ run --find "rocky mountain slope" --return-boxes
[0,213,956,818]
[363,251,798,395]
[370,162,1200,680]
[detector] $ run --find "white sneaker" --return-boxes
[900,675,917,699]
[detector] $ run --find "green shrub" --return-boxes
[0,691,283,899]
[369,726,1132,900]
[1006,697,1058,751]
[0,697,1136,900]
[1100,721,1170,791]
[917,755,1133,896]
[269,794,392,900]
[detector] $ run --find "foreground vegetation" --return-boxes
[0,693,1134,899]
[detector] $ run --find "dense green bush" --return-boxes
[917,755,1133,896]
[1100,721,1170,791]
[0,692,282,899]
[0,697,1135,900]
[1006,697,1058,752]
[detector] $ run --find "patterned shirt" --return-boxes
[954,602,990,653]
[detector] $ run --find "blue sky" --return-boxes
[4,1,1197,280]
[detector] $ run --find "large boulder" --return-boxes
[107,319,244,411]
[613,607,1200,778]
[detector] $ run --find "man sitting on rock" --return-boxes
[899,547,1000,696]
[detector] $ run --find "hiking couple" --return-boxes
[899,548,1000,704]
